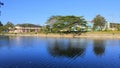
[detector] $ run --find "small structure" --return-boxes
[107,22,120,30]
[86,21,93,31]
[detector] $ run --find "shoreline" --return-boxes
[0,33,120,39]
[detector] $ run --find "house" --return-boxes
[9,24,41,33]
[85,21,120,31]
[107,22,120,30]
[86,21,93,31]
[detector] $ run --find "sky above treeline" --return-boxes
[0,0,120,25]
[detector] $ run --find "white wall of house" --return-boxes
[11,26,41,33]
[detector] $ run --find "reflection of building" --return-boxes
[9,24,41,33]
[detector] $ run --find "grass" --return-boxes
[85,31,120,34]
[1,30,120,35]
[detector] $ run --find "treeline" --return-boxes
[41,15,107,33]
[1,14,120,33]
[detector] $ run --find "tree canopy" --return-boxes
[117,24,120,31]
[4,21,14,31]
[92,15,107,31]
[5,22,14,28]
[0,21,4,32]
[46,15,87,32]
[0,21,3,26]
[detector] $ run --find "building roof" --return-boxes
[109,23,120,28]
[16,23,41,27]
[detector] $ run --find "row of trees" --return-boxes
[43,15,107,33]
[0,15,108,33]
[1,14,120,33]
[44,16,87,33]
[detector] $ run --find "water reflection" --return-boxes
[47,39,86,58]
[0,36,37,48]
[0,36,10,48]
[0,35,10,40]
[93,39,105,56]
[0,36,120,68]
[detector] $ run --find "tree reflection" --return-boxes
[0,36,10,48]
[93,39,105,56]
[0,36,9,40]
[47,39,86,58]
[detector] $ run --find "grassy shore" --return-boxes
[85,31,120,34]
[0,31,120,39]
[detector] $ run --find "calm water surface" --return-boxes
[0,36,120,68]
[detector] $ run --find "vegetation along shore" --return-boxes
[0,15,120,39]
[1,31,120,39]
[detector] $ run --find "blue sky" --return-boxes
[1,0,120,25]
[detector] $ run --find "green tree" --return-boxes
[0,26,5,32]
[5,21,14,28]
[76,26,81,31]
[4,21,14,31]
[117,24,120,31]
[46,16,87,33]
[46,25,50,31]
[92,15,107,31]
[0,21,4,33]
[0,21,3,26]
[44,25,51,33]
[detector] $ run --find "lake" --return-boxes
[0,36,120,68]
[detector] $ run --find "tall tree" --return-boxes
[4,21,14,31]
[0,21,4,32]
[0,26,5,32]
[92,15,107,31]
[46,15,87,32]
[0,21,3,26]
[117,24,120,31]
